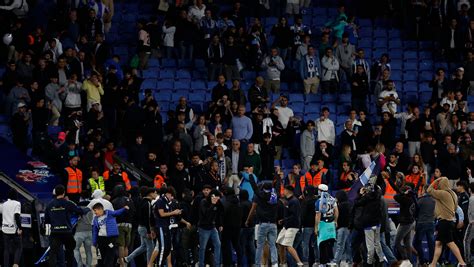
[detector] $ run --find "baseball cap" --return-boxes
[318,184,329,192]
[17,102,26,108]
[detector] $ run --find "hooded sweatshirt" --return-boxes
[427,177,458,221]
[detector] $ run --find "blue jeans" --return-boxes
[126,226,154,263]
[301,227,319,263]
[74,231,92,267]
[380,232,397,264]
[333,227,352,264]
[414,222,435,264]
[198,228,221,267]
[256,223,278,266]
[240,228,256,266]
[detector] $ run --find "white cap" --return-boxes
[318,184,329,192]
[91,189,105,199]
[17,102,26,108]
[457,67,465,72]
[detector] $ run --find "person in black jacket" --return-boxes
[353,183,384,266]
[111,185,135,267]
[197,189,223,267]
[351,64,369,112]
[333,190,353,265]
[143,101,163,152]
[393,183,417,261]
[221,187,243,267]
[239,189,256,266]
[300,185,318,266]
[260,132,276,180]
[276,185,304,266]
[247,175,279,266]
[45,185,90,267]
[125,187,157,264]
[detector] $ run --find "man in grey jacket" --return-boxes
[74,194,94,267]
[261,47,285,94]
[414,184,436,265]
[300,120,315,171]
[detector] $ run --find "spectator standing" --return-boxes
[64,155,83,203]
[232,105,253,144]
[300,120,315,171]
[351,48,371,81]
[10,102,30,152]
[351,64,369,112]
[271,17,292,60]
[1,189,22,267]
[207,35,224,81]
[414,184,436,265]
[82,73,104,111]
[197,189,223,267]
[315,107,336,146]
[261,47,285,94]
[299,45,321,95]
[335,33,355,89]
[162,19,176,59]
[73,195,94,267]
[320,48,340,93]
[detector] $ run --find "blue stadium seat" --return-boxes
[322,94,336,103]
[266,17,278,25]
[191,81,206,90]
[419,83,431,92]
[241,82,252,91]
[404,62,418,71]
[207,81,218,89]
[419,61,434,71]
[280,82,289,92]
[158,101,170,110]
[123,14,138,23]
[157,80,174,90]
[358,29,372,38]
[419,41,434,50]
[373,49,388,59]
[174,81,190,90]
[292,103,305,114]
[391,70,402,81]
[162,58,177,68]
[336,115,347,125]
[142,69,159,79]
[140,79,157,90]
[435,62,449,70]
[389,40,402,49]
[179,59,193,68]
[404,92,419,104]
[374,29,387,38]
[403,41,418,49]
[192,70,206,79]
[243,71,257,81]
[403,51,418,60]
[389,29,401,39]
[403,72,418,81]
[373,39,387,48]
[358,19,372,27]
[390,60,403,70]
[358,39,372,49]
[189,93,206,102]
[195,59,206,69]
[403,81,418,92]
[155,93,171,102]
[160,70,175,80]
[114,46,128,55]
[289,93,304,103]
[176,69,192,79]
[420,71,432,82]
[390,49,403,60]
[148,59,160,68]
[305,94,321,104]
[419,51,432,60]
[338,93,351,103]
[336,104,351,115]
[420,92,431,103]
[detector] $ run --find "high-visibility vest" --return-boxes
[405,174,424,194]
[66,167,83,194]
[300,168,327,192]
[103,170,131,191]
[384,178,397,200]
[89,176,105,192]
[154,174,166,189]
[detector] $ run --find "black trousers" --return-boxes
[222,226,242,266]
[49,233,76,267]
[3,233,22,266]
[155,226,172,267]
[97,236,117,267]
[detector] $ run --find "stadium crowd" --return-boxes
[1,0,474,267]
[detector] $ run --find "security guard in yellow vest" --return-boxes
[88,169,105,192]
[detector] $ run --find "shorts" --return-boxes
[436,220,455,244]
[276,227,299,247]
[116,225,132,247]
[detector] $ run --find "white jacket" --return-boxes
[321,56,340,82]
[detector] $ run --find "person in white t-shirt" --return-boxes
[1,189,22,267]
[272,95,294,129]
[378,80,400,114]
[315,107,336,146]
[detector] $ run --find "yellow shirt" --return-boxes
[82,79,104,102]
